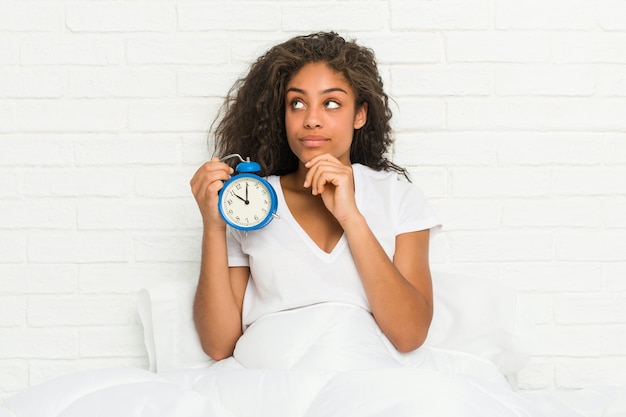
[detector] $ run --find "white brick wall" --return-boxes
[1,0,625,399]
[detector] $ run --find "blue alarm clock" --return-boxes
[218,154,278,231]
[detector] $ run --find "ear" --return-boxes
[354,102,368,130]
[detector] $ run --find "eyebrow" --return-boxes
[286,87,348,95]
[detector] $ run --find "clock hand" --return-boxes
[245,182,249,202]
[232,192,247,203]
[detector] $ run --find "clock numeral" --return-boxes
[219,175,276,229]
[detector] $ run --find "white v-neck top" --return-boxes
[226,164,441,329]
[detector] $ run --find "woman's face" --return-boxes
[284,62,367,166]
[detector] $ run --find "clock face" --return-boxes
[218,175,276,230]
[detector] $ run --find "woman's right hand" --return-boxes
[190,157,234,227]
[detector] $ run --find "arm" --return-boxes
[190,158,249,360]
[193,232,249,360]
[342,217,433,352]
[305,155,433,352]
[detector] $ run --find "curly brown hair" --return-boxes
[211,31,407,179]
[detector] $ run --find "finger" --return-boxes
[311,165,346,195]
[202,175,227,198]
[190,160,232,184]
[191,176,221,201]
[191,173,225,199]
[190,162,232,199]
[303,155,339,189]
[304,154,341,169]
[303,162,320,189]
[305,161,332,193]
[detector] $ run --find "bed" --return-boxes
[1,269,625,417]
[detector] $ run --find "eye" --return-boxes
[325,100,340,109]
[290,99,305,110]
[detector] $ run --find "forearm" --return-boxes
[193,227,244,360]
[342,215,433,352]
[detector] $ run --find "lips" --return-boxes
[300,135,329,148]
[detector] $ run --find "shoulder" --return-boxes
[353,164,432,211]
[352,163,412,192]
[352,163,406,181]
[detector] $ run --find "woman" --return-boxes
[190,31,440,363]
[188,32,546,417]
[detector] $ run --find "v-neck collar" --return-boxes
[269,168,362,261]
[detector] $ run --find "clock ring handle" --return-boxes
[219,153,246,163]
[220,154,261,174]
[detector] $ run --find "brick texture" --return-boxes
[1,0,625,400]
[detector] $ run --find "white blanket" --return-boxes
[2,303,547,417]
[3,271,624,417]
[3,365,625,417]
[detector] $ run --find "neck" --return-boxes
[281,162,309,192]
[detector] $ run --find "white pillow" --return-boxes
[137,281,213,372]
[138,269,534,376]
[425,268,535,378]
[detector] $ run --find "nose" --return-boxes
[304,107,322,129]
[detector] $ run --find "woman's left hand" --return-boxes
[303,154,360,224]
